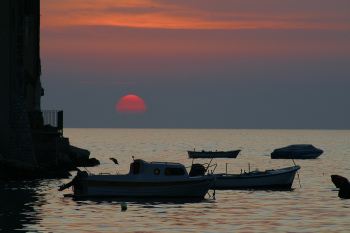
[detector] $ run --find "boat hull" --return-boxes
[71,176,215,198]
[188,150,241,159]
[212,166,300,189]
[271,152,323,159]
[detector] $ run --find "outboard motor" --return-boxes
[189,163,206,177]
[73,170,89,195]
[59,170,88,195]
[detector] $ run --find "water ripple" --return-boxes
[2,129,350,232]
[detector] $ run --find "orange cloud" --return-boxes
[40,0,350,79]
[41,0,350,30]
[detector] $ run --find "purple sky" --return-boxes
[40,0,350,129]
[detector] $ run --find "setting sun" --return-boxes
[116,95,146,114]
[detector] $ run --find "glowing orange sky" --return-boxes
[40,0,350,81]
[41,0,350,30]
[40,0,350,59]
[40,1,350,129]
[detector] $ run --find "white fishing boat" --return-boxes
[188,149,241,158]
[59,159,215,198]
[212,165,300,189]
[189,156,300,189]
[271,144,323,159]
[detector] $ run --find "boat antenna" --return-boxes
[132,156,135,162]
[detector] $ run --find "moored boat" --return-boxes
[212,165,300,189]
[188,149,241,158]
[59,159,215,198]
[271,144,323,159]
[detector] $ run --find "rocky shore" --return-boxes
[0,139,99,180]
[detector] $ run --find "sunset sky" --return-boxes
[40,0,350,129]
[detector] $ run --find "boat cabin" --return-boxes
[129,159,188,177]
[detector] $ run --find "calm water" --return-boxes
[1,129,350,232]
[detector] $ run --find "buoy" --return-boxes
[121,202,127,210]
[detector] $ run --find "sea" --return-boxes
[1,129,350,232]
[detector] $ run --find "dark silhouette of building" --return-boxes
[0,1,98,179]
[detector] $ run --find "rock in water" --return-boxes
[331,175,350,199]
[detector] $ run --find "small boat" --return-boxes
[271,144,323,159]
[59,159,215,198]
[188,149,241,158]
[212,165,301,189]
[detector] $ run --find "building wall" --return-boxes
[10,93,37,164]
[0,1,13,159]
[0,1,39,164]
[24,0,42,112]
[0,1,81,176]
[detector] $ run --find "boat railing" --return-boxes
[206,163,217,175]
[98,172,121,175]
[226,163,252,174]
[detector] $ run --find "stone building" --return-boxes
[0,1,98,179]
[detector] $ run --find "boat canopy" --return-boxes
[276,144,316,151]
[129,159,188,176]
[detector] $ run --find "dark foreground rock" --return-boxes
[0,142,99,180]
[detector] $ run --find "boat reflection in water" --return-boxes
[59,159,215,198]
